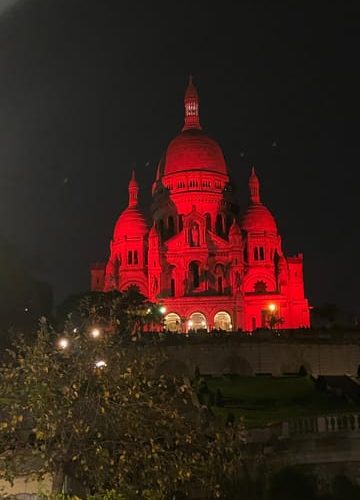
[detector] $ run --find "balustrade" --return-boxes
[282,413,360,437]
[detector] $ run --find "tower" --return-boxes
[103,171,148,295]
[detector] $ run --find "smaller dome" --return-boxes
[113,207,147,240]
[241,204,277,234]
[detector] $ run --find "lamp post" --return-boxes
[268,303,277,330]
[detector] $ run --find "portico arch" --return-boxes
[214,311,232,331]
[188,312,207,332]
[164,313,182,333]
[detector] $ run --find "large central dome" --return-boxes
[162,76,228,177]
[164,129,227,175]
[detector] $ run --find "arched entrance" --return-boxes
[188,312,207,332]
[164,313,182,333]
[214,311,232,331]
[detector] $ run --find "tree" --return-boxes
[56,287,163,340]
[0,315,246,499]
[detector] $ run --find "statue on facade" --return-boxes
[190,222,200,246]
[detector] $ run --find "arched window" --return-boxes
[259,247,265,260]
[178,214,183,231]
[134,250,138,265]
[189,262,200,288]
[214,311,232,331]
[254,247,259,261]
[128,250,132,265]
[205,213,211,231]
[168,216,175,237]
[216,214,223,235]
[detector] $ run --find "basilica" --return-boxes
[91,78,310,332]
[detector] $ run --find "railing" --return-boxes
[282,413,360,437]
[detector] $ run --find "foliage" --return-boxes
[0,312,246,499]
[266,314,284,330]
[56,287,163,340]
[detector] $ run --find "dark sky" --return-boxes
[0,0,359,313]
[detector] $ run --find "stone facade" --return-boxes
[91,77,310,332]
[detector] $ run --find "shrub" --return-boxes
[226,412,235,426]
[215,388,224,407]
[299,365,308,377]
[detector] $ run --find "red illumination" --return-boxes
[92,78,310,331]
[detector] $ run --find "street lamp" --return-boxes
[267,303,279,331]
[95,360,107,369]
[91,328,101,339]
[159,306,167,315]
[268,303,276,313]
[58,338,69,350]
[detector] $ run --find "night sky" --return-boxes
[0,0,359,314]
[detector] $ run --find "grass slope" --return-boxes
[204,375,360,428]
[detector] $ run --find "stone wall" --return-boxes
[156,340,360,377]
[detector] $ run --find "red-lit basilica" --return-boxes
[91,78,310,332]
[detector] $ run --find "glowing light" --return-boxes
[24,307,29,312]
[95,360,107,369]
[91,328,101,339]
[268,303,276,312]
[146,308,151,314]
[58,338,69,350]
[73,328,78,333]
[188,320,193,328]
[201,320,206,327]
[159,306,167,314]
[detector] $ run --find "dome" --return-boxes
[241,203,277,234]
[113,171,147,240]
[113,207,147,240]
[163,129,227,176]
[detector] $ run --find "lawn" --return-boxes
[201,375,360,428]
